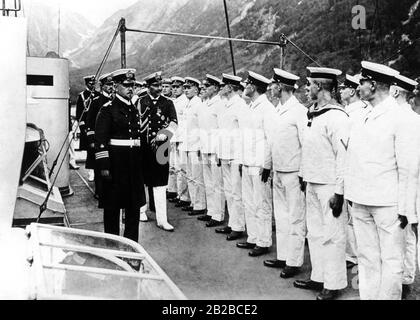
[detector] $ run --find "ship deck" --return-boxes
[14,159,420,300]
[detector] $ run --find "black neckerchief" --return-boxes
[306,100,347,127]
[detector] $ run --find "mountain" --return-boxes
[25,0,95,58]
[68,0,420,102]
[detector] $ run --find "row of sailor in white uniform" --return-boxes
[162,61,420,300]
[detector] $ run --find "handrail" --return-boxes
[1,0,21,16]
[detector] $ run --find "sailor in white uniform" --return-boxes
[262,69,307,279]
[390,73,420,299]
[236,71,275,257]
[293,67,350,300]
[345,61,418,300]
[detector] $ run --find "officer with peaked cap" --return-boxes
[94,68,145,242]
[390,73,420,299]
[345,61,419,299]
[215,73,247,241]
[338,74,371,270]
[169,76,191,208]
[86,73,114,199]
[236,71,275,257]
[197,74,226,227]
[262,68,307,279]
[76,75,98,181]
[179,77,207,216]
[293,67,350,300]
[138,71,178,232]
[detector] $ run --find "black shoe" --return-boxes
[188,209,206,216]
[226,231,244,241]
[236,242,256,249]
[316,289,340,300]
[215,226,232,234]
[168,197,180,203]
[280,266,301,278]
[182,206,194,212]
[293,279,324,291]
[263,259,286,269]
[346,260,357,269]
[167,192,177,200]
[197,215,212,221]
[176,201,191,208]
[206,219,223,227]
[249,246,269,257]
[402,284,411,300]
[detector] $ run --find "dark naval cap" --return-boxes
[339,74,361,90]
[184,77,201,88]
[273,68,300,86]
[111,68,136,84]
[98,72,113,86]
[393,74,418,92]
[144,71,163,86]
[84,75,96,84]
[221,73,242,86]
[360,61,399,85]
[246,71,271,89]
[307,67,342,81]
[205,74,222,86]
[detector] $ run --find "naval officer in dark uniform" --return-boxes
[76,75,98,181]
[86,72,114,199]
[138,72,178,232]
[94,68,145,242]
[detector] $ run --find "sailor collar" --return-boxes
[346,100,368,114]
[250,94,268,109]
[276,95,299,114]
[364,96,395,122]
[207,94,221,106]
[226,94,241,108]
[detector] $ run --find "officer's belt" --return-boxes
[109,139,141,147]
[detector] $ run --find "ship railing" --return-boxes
[1,0,21,17]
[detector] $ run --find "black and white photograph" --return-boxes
[1,0,420,305]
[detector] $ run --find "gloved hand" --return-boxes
[412,223,418,240]
[329,194,344,218]
[298,176,306,193]
[239,164,243,177]
[261,168,271,183]
[101,169,112,181]
[398,215,408,229]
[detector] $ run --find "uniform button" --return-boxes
[152,132,156,136]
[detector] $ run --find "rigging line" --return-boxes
[222,0,236,75]
[381,35,420,64]
[280,34,322,67]
[38,21,122,222]
[125,27,281,46]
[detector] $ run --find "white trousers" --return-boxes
[140,186,169,225]
[186,151,206,210]
[306,183,347,290]
[221,160,245,232]
[344,202,358,264]
[403,225,417,285]
[202,154,225,221]
[176,149,190,202]
[273,171,306,267]
[168,143,177,193]
[242,166,272,247]
[351,203,404,300]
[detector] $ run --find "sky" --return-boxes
[23,0,139,26]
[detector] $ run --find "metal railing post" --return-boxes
[120,18,127,69]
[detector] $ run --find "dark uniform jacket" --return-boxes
[85,92,113,169]
[139,94,177,187]
[95,94,146,209]
[76,89,98,151]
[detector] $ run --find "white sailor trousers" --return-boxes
[306,183,347,290]
[177,149,190,202]
[168,142,178,193]
[344,202,358,264]
[242,166,272,247]
[186,151,206,210]
[221,160,245,232]
[273,171,306,267]
[202,154,225,221]
[403,225,417,285]
[351,203,404,300]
